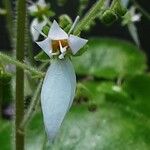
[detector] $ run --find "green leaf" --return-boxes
[73,38,147,79]
[1,80,150,149]
[34,51,50,62]
[123,74,150,117]
[1,74,150,150]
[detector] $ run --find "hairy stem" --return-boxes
[74,0,105,35]
[20,79,43,130]
[15,0,26,149]
[0,52,45,78]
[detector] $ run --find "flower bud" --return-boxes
[59,14,73,29]
[100,9,118,25]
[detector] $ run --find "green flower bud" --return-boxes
[59,14,73,29]
[100,9,118,25]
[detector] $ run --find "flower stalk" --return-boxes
[74,0,105,35]
[19,79,43,131]
[15,0,26,149]
[0,52,45,78]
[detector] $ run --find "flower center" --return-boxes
[51,40,69,53]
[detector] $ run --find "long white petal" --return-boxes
[68,34,88,55]
[128,23,140,47]
[41,58,76,141]
[36,38,52,57]
[30,18,47,41]
[48,20,68,40]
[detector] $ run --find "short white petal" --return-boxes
[30,18,47,41]
[48,20,68,40]
[68,34,88,55]
[36,38,52,57]
[41,58,75,141]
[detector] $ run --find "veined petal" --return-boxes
[30,18,47,41]
[68,34,88,55]
[48,20,68,40]
[41,58,75,141]
[36,38,52,57]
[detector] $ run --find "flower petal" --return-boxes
[64,58,76,109]
[38,0,46,6]
[36,38,52,57]
[131,14,141,22]
[30,18,47,41]
[48,20,68,40]
[41,58,75,141]
[128,23,140,47]
[68,34,88,55]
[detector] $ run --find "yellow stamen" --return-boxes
[51,39,69,53]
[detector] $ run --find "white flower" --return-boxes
[28,0,47,13]
[130,7,141,23]
[131,13,141,22]
[30,18,47,41]
[36,18,87,141]
[36,19,88,59]
[128,7,141,46]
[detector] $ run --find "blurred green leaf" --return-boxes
[73,38,147,79]
[25,79,150,150]
[1,77,150,149]
[123,74,150,117]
